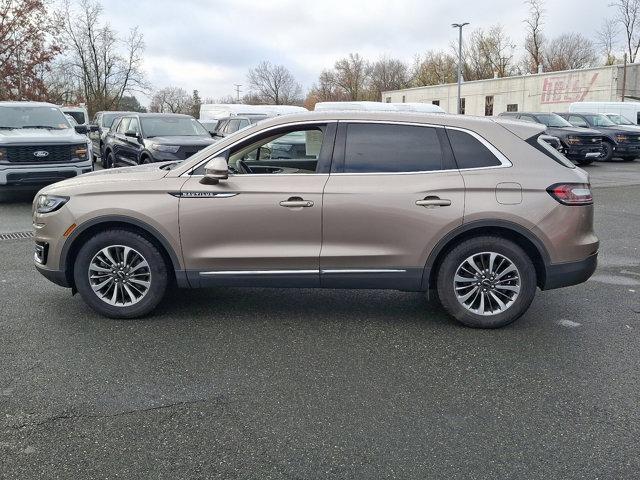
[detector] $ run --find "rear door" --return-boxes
[320,121,465,290]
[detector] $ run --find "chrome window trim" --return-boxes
[181,120,338,177]
[183,118,512,178]
[332,120,511,176]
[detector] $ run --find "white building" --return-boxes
[382,63,640,116]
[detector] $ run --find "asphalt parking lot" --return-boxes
[1,160,639,479]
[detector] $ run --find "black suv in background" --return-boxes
[103,113,216,167]
[213,115,269,139]
[499,112,603,165]
[556,112,640,161]
[89,111,133,166]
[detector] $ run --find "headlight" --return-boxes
[151,144,180,153]
[0,147,6,161]
[615,134,629,143]
[566,136,581,145]
[35,194,69,214]
[74,145,88,158]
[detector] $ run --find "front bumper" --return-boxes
[613,144,640,156]
[0,162,92,186]
[35,264,71,288]
[564,145,604,161]
[542,252,598,290]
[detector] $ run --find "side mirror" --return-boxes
[89,125,99,132]
[125,130,138,138]
[200,157,228,185]
[74,125,88,134]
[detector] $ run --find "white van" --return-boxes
[569,102,640,125]
[199,104,306,121]
[314,101,445,114]
[61,105,90,125]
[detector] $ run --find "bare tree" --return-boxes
[611,0,640,62]
[524,0,546,73]
[544,33,598,71]
[368,56,410,99]
[247,61,302,105]
[149,86,191,113]
[412,51,457,86]
[462,25,516,80]
[597,18,620,65]
[57,0,148,115]
[332,53,370,100]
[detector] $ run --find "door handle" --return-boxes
[280,196,314,208]
[416,197,451,207]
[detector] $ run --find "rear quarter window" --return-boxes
[446,129,502,169]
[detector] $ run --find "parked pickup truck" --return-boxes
[0,102,95,188]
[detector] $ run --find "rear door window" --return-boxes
[343,123,443,173]
[446,128,502,169]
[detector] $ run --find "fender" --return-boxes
[420,219,551,291]
[60,215,189,288]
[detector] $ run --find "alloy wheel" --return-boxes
[88,245,151,306]
[453,251,521,316]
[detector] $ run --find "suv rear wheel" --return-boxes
[436,236,537,328]
[73,230,168,318]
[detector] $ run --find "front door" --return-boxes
[320,122,465,290]
[178,122,336,288]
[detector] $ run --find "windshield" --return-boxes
[0,105,71,129]
[141,117,209,137]
[102,113,124,128]
[534,113,572,128]
[606,114,635,125]
[583,114,616,127]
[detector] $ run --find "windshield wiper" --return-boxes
[21,125,63,130]
[0,126,20,129]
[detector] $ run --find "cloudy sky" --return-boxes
[97,0,613,104]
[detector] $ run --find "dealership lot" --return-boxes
[1,161,639,478]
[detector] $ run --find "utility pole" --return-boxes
[234,84,242,103]
[452,22,469,114]
[622,53,627,102]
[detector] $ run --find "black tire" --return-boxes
[599,142,614,162]
[621,155,637,162]
[436,236,537,328]
[139,154,151,165]
[73,229,169,319]
[101,150,112,169]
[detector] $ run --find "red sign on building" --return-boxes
[540,73,599,104]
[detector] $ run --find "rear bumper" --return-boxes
[542,252,598,290]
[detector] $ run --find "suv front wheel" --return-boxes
[436,236,537,328]
[73,230,168,318]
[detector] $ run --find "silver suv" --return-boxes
[0,102,93,187]
[32,111,598,328]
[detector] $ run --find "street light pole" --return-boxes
[452,22,469,114]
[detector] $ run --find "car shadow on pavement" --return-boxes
[149,286,460,329]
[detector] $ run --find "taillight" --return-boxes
[547,183,593,206]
